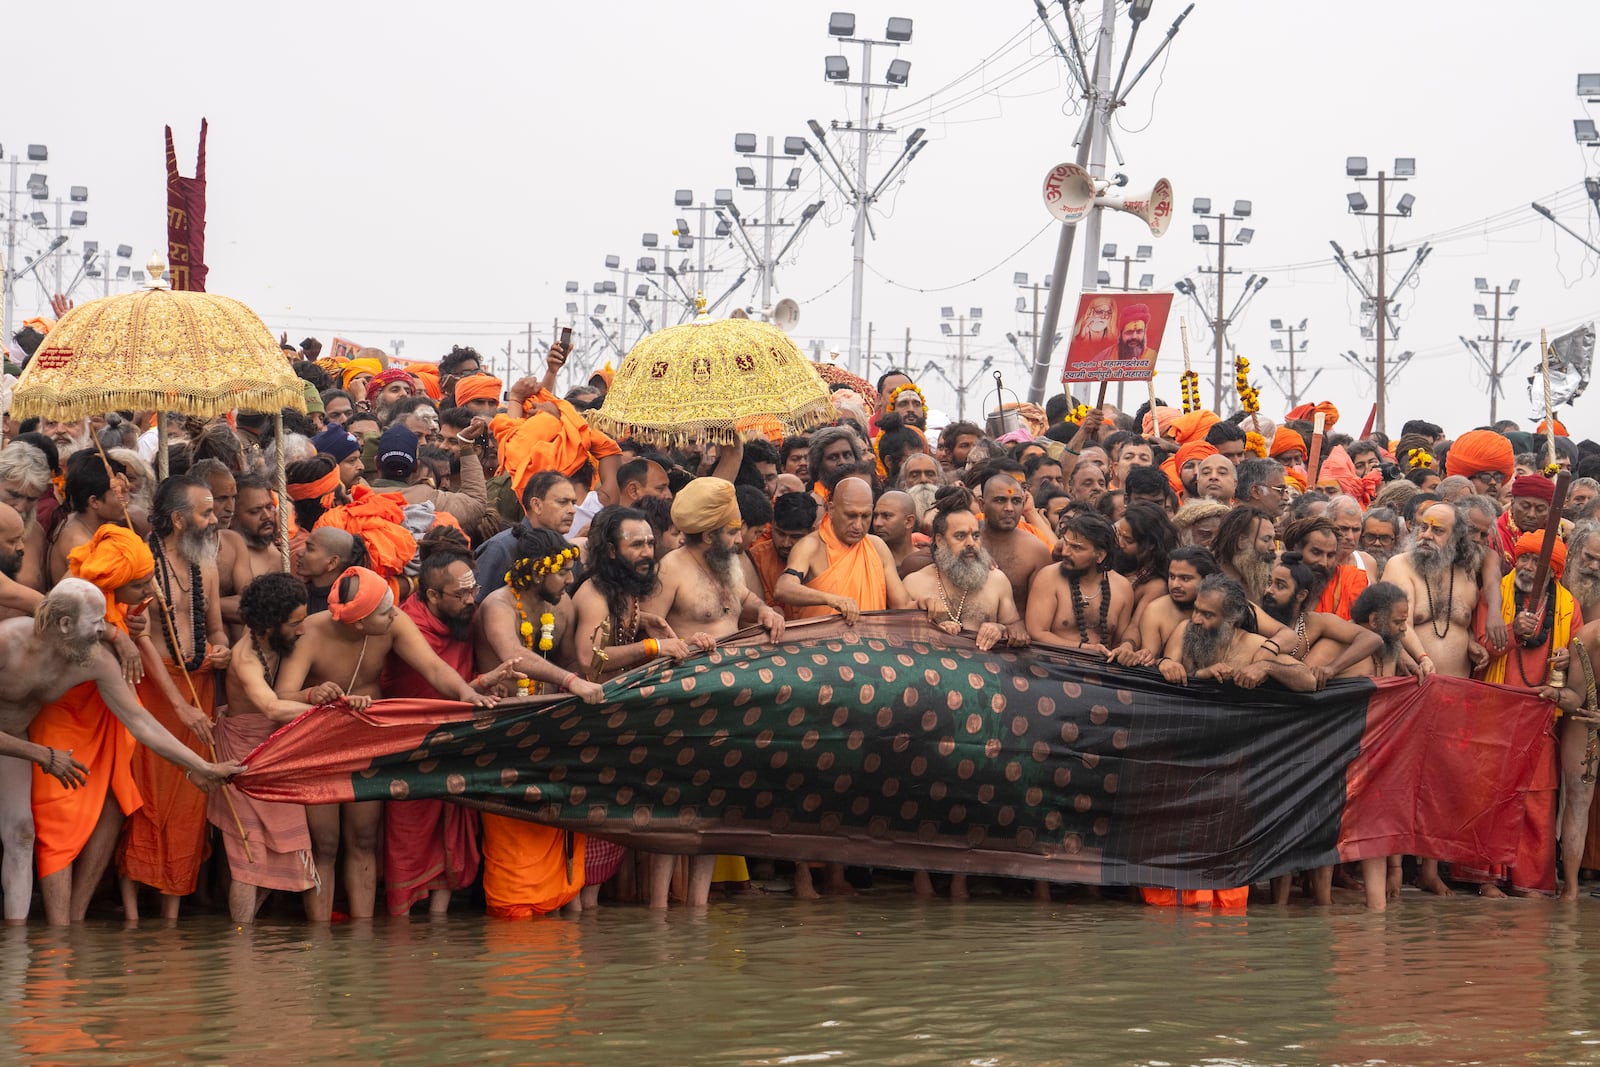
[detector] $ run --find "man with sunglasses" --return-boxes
[1234,457,1290,518]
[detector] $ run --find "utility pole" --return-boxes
[940,307,983,422]
[1098,243,1153,292]
[1267,317,1317,410]
[2,142,50,348]
[1458,278,1530,423]
[1013,272,1053,370]
[806,13,926,376]
[1191,199,1256,409]
[1341,156,1419,437]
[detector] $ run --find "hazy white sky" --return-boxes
[9,0,1600,435]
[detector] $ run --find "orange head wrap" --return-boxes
[328,565,391,624]
[1286,401,1340,429]
[1444,429,1515,482]
[1167,409,1220,445]
[1538,419,1569,438]
[1513,531,1566,579]
[490,390,622,498]
[1140,405,1182,439]
[406,363,442,400]
[454,375,503,408]
[671,477,742,535]
[287,468,341,502]
[1270,426,1306,458]
[67,524,154,632]
[314,485,418,580]
[342,358,383,390]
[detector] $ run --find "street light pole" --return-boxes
[2,143,49,349]
[1268,318,1316,410]
[1344,156,1416,438]
[940,307,983,422]
[1192,200,1255,409]
[1460,279,1527,423]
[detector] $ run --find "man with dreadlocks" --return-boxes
[275,564,498,921]
[1027,510,1134,655]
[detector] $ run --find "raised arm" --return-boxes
[90,650,239,783]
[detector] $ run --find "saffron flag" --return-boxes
[164,120,208,293]
[236,613,1555,889]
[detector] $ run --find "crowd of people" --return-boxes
[3,316,1600,925]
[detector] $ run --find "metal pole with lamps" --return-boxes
[1,142,50,348]
[1343,155,1418,437]
[939,307,983,422]
[1191,198,1255,410]
[1266,318,1317,410]
[1458,278,1529,424]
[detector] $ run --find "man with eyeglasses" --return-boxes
[1359,507,1401,571]
[1443,428,1515,501]
[1234,457,1290,518]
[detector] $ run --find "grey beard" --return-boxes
[704,542,738,587]
[1410,541,1447,582]
[1514,573,1534,596]
[1182,620,1233,671]
[1378,626,1403,659]
[1565,567,1600,609]
[63,631,100,667]
[178,524,220,565]
[933,543,992,594]
[1232,550,1270,600]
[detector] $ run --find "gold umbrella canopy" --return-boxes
[587,317,835,447]
[11,265,305,422]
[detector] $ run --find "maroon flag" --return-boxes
[165,119,208,292]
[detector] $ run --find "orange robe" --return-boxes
[748,537,801,620]
[1140,886,1249,909]
[481,815,585,918]
[31,684,142,879]
[792,518,887,620]
[1314,564,1368,620]
[118,662,215,896]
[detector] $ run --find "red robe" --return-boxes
[378,595,482,916]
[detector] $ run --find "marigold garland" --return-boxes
[886,382,925,411]
[1244,431,1267,459]
[1233,356,1260,415]
[1179,370,1201,414]
[1406,447,1435,471]
[506,545,578,592]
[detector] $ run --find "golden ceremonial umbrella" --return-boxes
[587,315,835,448]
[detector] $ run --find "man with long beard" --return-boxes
[119,474,234,922]
[1380,500,1486,896]
[1027,510,1134,655]
[1157,574,1319,692]
[1262,551,1384,681]
[905,499,1026,651]
[216,572,367,923]
[1456,532,1578,900]
[1562,524,1600,621]
[0,579,240,923]
[1116,546,1219,665]
[1213,506,1277,605]
[647,478,786,905]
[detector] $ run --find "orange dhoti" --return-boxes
[30,683,142,879]
[1315,564,1368,621]
[1140,886,1250,908]
[208,708,315,893]
[792,519,886,620]
[481,814,584,918]
[118,662,214,896]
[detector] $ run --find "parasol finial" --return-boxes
[695,290,708,319]
[143,252,172,292]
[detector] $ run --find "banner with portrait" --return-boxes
[1061,291,1174,384]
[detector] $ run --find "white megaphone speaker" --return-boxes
[1095,177,1174,237]
[1041,162,1096,224]
[772,297,801,333]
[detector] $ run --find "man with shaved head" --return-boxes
[0,579,241,922]
[0,501,42,614]
[979,470,1053,614]
[871,490,919,572]
[296,525,367,616]
[777,476,912,625]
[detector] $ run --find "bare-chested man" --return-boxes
[1114,545,1219,666]
[1156,574,1320,692]
[0,580,239,923]
[274,565,498,920]
[47,452,130,586]
[229,474,285,601]
[643,478,784,908]
[977,472,1052,615]
[776,476,912,623]
[1539,617,1600,901]
[1263,552,1385,684]
[871,490,919,573]
[1380,500,1486,895]
[477,528,606,703]
[1027,510,1134,655]
[1563,525,1600,622]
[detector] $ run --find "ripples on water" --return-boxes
[4,890,1600,1065]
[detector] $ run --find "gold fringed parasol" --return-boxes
[587,316,835,447]
[10,257,306,423]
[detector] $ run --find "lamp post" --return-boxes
[940,306,983,422]
[1266,318,1317,410]
[1191,197,1256,409]
[1458,278,1530,424]
[806,13,924,376]
[2,142,49,348]
[1098,243,1153,292]
[1342,155,1417,438]
[726,134,824,318]
[78,242,136,299]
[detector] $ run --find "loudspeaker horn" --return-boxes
[1095,177,1174,237]
[1041,162,1095,224]
[772,298,800,332]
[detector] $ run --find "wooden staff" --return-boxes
[1306,412,1327,486]
[1147,376,1162,440]
[1540,328,1559,470]
[88,433,254,862]
[1529,472,1572,623]
[1179,320,1192,375]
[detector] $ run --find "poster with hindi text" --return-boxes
[1061,291,1173,384]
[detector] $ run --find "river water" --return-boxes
[5,886,1600,1065]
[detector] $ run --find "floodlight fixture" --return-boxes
[565,303,579,315]
[26,173,46,190]
[637,256,656,272]
[1475,278,1490,291]
[1096,271,1112,286]
[27,144,46,161]
[116,264,130,280]
[676,234,693,250]
[83,240,99,255]
[969,308,982,319]
[885,58,910,85]
[1192,197,1211,214]
[1395,193,1415,216]
[1236,227,1254,244]
[1578,73,1600,99]
[1138,273,1155,288]
[29,183,46,201]
[1015,297,1027,312]
[1588,177,1600,203]
[1346,156,1367,177]
[825,55,849,81]
[1393,157,1416,177]
[602,281,617,294]
[1347,192,1368,213]
[1102,243,1117,258]
[1013,272,1028,285]
[642,232,658,248]
[674,189,693,207]
[69,185,88,202]
[940,322,953,336]
[715,219,731,237]
[828,12,856,37]
[29,211,47,226]
[1271,339,1285,351]
[635,285,650,298]
[1576,119,1600,145]
[885,16,912,41]
[1232,199,1252,218]
[734,133,757,154]
[714,189,733,207]
[784,136,807,156]
[565,281,579,293]
[1507,306,1520,318]
[801,200,824,221]
[787,167,801,189]
[735,166,756,187]
[940,306,954,318]
[69,210,87,226]
[1192,224,1209,241]
[1129,0,1156,22]
[1136,245,1153,259]
[1508,278,1520,293]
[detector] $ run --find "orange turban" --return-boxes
[1140,405,1182,438]
[490,390,622,498]
[287,467,341,503]
[454,375,503,408]
[1286,401,1339,429]
[671,478,741,535]
[1164,440,1218,495]
[407,363,442,401]
[328,566,391,623]
[1445,429,1515,482]
[314,485,417,580]
[68,524,154,632]
[1316,445,1381,507]
[342,358,383,390]
[1538,419,1568,438]
[1270,426,1306,458]
[1166,409,1220,445]
[1513,531,1566,579]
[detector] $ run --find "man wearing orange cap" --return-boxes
[274,566,500,920]
[1163,439,1217,498]
[643,477,786,908]
[0,578,241,924]
[453,374,503,419]
[1269,426,1307,468]
[1444,428,1515,500]
[1458,532,1578,898]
